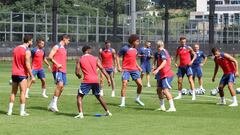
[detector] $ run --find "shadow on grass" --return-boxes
[55,112,93,117]
[28,106,48,111]
[0,110,7,115]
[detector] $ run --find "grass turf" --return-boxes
[0,59,240,135]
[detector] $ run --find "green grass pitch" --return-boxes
[0,59,240,135]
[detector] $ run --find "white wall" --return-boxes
[197,0,208,12]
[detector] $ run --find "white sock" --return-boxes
[52,96,58,107]
[136,94,141,100]
[20,104,25,114]
[178,91,182,97]
[26,88,29,95]
[160,99,165,106]
[200,85,203,89]
[42,89,46,95]
[221,96,225,102]
[8,102,14,113]
[169,99,175,108]
[232,96,237,103]
[192,90,196,97]
[121,97,125,105]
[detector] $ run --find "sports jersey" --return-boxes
[214,52,236,74]
[52,44,67,73]
[138,47,152,64]
[12,45,28,76]
[157,49,174,79]
[100,48,113,69]
[176,45,192,67]
[31,47,45,70]
[192,51,206,68]
[118,45,138,71]
[79,54,99,83]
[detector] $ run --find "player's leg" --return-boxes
[119,71,129,107]
[227,74,238,106]
[7,79,18,115]
[217,83,226,105]
[26,70,37,98]
[156,84,166,111]
[99,72,104,96]
[132,71,144,106]
[175,67,184,99]
[109,71,115,97]
[48,72,65,112]
[187,67,196,100]
[197,67,204,90]
[39,69,48,98]
[75,94,84,118]
[19,79,29,116]
[161,77,176,112]
[146,63,152,87]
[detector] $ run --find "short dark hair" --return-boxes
[82,45,91,53]
[179,36,186,41]
[128,34,139,44]
[23,35,33,43]
[211,47,219,54]
[60,34,69,41]
[105,40,111,44]
[36,38,45,44]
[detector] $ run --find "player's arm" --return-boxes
[174,50,179,68]
[136,61,142,72]
[44,57,51,71]
[48,46,62,69]
[189,47,196,66]
[112,49,117,72]
[200,54,208,66]
[153,60,166,75]
[224,53,239,76]
[212,60,219,82]
[97,58,111,86]
[98,48,102,61]
[116,54,122,72]
[75,58,82,79]
[25,50,35,82]
[152,54,157,70]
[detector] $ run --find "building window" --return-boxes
[195,15,203,19]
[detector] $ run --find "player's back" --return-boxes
[158,49,174,79]
[101,48,113,68]
[177,45,191,66]
[32,48,45,70]
[12,45,28,76]
[52,44,67,73]
[79,54,98,83]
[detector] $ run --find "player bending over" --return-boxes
[212,48,238,107]
[74,46,112,119]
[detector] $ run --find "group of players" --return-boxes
[6,34,239,118]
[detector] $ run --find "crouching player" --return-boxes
[212,48,239,107]
[74,46,112,118]
[152,40,176,112]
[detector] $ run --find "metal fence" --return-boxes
[0,12,240,59]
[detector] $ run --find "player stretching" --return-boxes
[116,34,144,107]
[48,34,70,112]
[75,46,112,118]
[7,35,35,116]
[153,40,176,112]
[212,48,239,107]
[174,37,196,100]
[192,43,207,90]
[138,41,153,87]
[99,40,116,97]
[26,38,51,98]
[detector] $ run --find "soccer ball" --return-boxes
[197,88,206,95]
[181,88,188,95]
[210,88,219,96]
[188,89,193,95]
[236,88,240,94]
[9,79,12,85]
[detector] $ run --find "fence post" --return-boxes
[76,16,79,43]
[86,16,89,42]
[105,16,108,40]
[34,13,36,41]
[22,12,25,40]
[10,11,12,41]
[45,13,48,42]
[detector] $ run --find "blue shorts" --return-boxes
[32,69,46,79]
[105,68,114,75]
[141,63,152,73]
[154,72,160,80]
[78,83,100,96]
[52,72,67,85]
[220,73,236,86]
[11,75,28,83]
[122,70,140,81]
[192,66,203,78]
[177,66,193,77]
[157,77,174,89]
